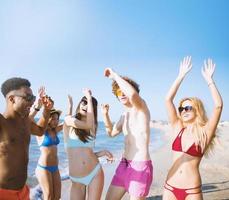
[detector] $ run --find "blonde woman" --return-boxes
[163,56,223,200]
[63,89,113,200]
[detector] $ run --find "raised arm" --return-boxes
[101,104,123,137]
[55,123,64,133]
[67,95,73,116]
[84,89,96,135]
[165,56,192,127]
[104,68,144,109]
[63,95,73,137]
[29,86,45,120]
[101,104,113,134]
[64,89,95,133]
[30,95,54,136]
[201,59,223,141]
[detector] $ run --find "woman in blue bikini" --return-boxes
[30,87,63,200]
[64,88,113,200]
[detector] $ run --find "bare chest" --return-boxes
[122,111,147,137]
[0,121,31,155]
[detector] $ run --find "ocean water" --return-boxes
[28,122,164,177]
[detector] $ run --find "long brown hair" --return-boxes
[73,96,98,143]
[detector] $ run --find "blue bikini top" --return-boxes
[65,127,95,149]
[39,132,60,147]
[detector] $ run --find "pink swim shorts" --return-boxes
[111,158,153,197]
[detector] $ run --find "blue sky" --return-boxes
[0,0,228,121]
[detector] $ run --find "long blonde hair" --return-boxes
[178,97,217,156]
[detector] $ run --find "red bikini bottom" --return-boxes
[164,181,202,200]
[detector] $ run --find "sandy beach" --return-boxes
[30,122,229,200]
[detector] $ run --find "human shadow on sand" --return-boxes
[146,180,229,200]
[146,196,162,200]
[202,180,229,194]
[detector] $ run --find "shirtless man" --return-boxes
[0,77,53,200]
[101,68,153,200]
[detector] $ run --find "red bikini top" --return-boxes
[172,128,203,157]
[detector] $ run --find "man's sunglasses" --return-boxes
[178,106,193,113]
[115,89,123,97]
[14,94,36,102]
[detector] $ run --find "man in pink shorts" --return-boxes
[101,68,153,199]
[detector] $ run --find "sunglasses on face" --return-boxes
[14,94,36,102]
[178,106,193,113]
[115,89,123,97]
[81,100,88,106]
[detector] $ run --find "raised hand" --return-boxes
[35,86,46,109]
[101,104,109,115]
[178,56,192,78]
[104,68,115,79]
[201,58,216,84]
[67,95,73,108]
[82,88,92,99]
[38,86,46,98]
[42,95,54,110]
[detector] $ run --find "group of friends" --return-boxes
[0,56,223,200]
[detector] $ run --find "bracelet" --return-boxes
[33,105,40,111]
[34,108,40,111]
[208,81,215,87]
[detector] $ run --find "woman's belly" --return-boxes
[38,147,58,166]
[67,148,99,177]
[166,154,202,187]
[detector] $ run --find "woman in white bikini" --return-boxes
[63,88,113,200]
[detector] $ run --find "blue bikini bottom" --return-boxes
[37,164,58,173]
[69,163,101,186]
